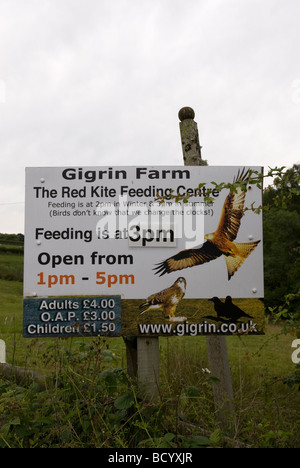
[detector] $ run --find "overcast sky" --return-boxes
[0,0,299,233]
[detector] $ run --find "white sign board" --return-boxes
[23,166,264,337]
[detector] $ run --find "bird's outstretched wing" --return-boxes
[215,168,249,242]
[153,168,251,277]
[154,241,222,276]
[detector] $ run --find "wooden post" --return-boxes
[206,336,235,429]
[179,107,207,166]
[137,337,160,399]
[179,107,235,430]
[124,336,138,380]
[0,339,6,364]
[124,335,160,400]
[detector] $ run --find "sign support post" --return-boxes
[179,107,235,430]
[124,335,160,400]
[137,336,160,398]
[125,107,236,419]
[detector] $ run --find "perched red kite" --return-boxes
[139,277,186,319]
[154,168,260,280]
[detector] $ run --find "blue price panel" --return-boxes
[23,296,121,338]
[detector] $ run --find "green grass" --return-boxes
[0,252,23,282]
[0,244,24,254]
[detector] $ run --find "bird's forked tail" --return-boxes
[225,240,260,280]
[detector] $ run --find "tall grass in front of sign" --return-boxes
[159,328,300,448]
[0,328,298,448]
[0,336,212,448]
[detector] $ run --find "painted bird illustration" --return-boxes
[208,296,253,322]
[154,168,260,280]
[207,297,228,321]
[224,296,253,321]
[139,277,186,319]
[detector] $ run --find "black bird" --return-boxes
[224,296,253,321]
[208,297,227,321]
[208,296,253,322]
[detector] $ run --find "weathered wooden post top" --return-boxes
[178,106,207,167]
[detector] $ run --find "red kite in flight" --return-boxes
[154,168,260,280]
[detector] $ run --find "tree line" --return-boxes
[262,164,300,322]
[0,233,24,244]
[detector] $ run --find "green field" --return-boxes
[0,252,23,282]
[0,251,299,448]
